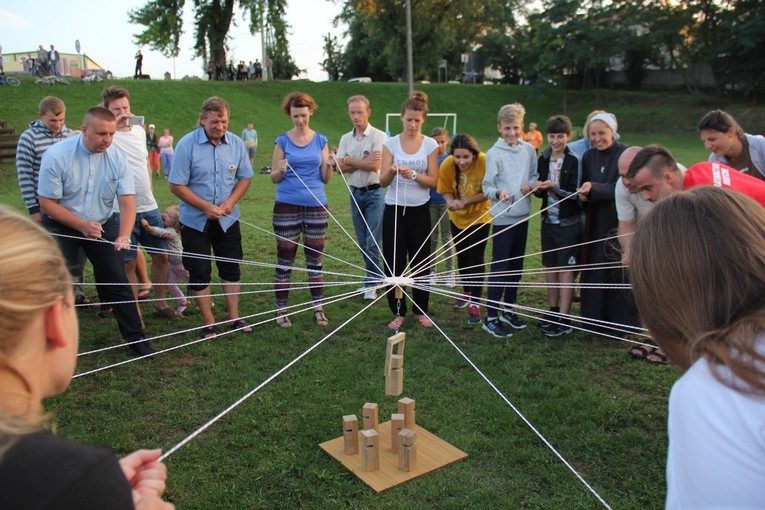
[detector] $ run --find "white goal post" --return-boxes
[384,113,458,137]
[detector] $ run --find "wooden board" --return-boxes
[319,420,468,493]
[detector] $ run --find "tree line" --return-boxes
[327,0,763,97]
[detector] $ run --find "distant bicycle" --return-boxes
[0,74,21,87]
[35,75,70,86]
[80,74,103,84]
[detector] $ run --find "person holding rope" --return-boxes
[380,91,439,331]
[436,134,490,325]
[533,115,581,337]
[629,187,765,509]
[0,206,173,510]
[270,92,333,328]
[169,97,254,339]
[37,107,155,356]
[481,103,539,338]
[576,112,640,338]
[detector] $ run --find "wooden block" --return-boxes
[385,355,404,396]
[362,402,379,432]
[397,397,416,431]
[360,429,379,472]
[390,413,405,453]
[319,421,468,493]
[384,332,406,376]
[342,415,359,455]
[398,428,417,472]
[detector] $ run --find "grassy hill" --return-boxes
[0,78,754,509]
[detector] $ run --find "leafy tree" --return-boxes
[320,33,346,81]
[129,0,301,79]
[336,0,520,82]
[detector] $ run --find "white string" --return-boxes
[396,286,613,510]
[157,291,385,462]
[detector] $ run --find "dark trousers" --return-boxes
[44,217,145,342]
[486,221,529,318]
[382,203,431,316]
[450,221,490,300]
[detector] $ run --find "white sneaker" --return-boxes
[446,271,456,288]
[363,288,377,300]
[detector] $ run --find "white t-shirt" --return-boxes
[615,177,653,221]
[383,134,438,207]
[666,334,765,509]
[111,126,158,213]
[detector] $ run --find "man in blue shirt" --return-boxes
[169,96,254,338]
[37,106,154,356]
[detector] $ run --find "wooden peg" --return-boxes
[342,415,358,455]
[384,332,406,376]
[360,429,379,472]
[397,397,416,431]
[397,428,417,472]
[362,402,379,432]
[394,286,403,300]
[390,413,405,453]
[385,355,404,396]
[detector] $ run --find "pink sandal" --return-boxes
[387,316,405,331]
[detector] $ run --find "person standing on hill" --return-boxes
[134,50,143,79]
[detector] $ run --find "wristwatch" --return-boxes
[410,171,417,181]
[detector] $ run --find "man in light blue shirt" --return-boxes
[169,96,254,337]
[38,106,154,356]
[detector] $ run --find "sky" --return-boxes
[0,0,346,81]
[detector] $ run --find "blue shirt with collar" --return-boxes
[169,127,254,232]
[37,134,134,224]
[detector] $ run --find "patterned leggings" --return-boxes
[272,202,329,308]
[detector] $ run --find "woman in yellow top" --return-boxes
[436,134,491,324]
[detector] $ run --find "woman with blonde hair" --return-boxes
[0,206,173,509]
[630,187,765,509]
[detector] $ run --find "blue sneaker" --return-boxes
[482,318,513,338]
[499,311,527,330]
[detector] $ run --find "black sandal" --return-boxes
[230,319,253,332]
[200,325,219,339]
[629,345,656,360]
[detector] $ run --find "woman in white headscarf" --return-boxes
[577,113,640,340]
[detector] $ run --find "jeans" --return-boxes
[350,186,385,286]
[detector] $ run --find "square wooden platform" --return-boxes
[319,420,468,493]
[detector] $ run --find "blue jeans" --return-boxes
[160,153,173,176]
[350,186,385,286]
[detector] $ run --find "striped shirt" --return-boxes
[16,119,75,215]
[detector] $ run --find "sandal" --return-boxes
[416,316,435,328]
[276,312,292,328]
[230,319,253,332]
[314,309,329,327]
[154,307,179,318]
[645,348,669,365]
[200,325,219,339]
[629,344,656,360]
[387,316,405,331]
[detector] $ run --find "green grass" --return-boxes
[0,78,741,509]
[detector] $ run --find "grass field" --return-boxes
[0,78,743,509]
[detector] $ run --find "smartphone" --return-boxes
[127,116,145,126]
